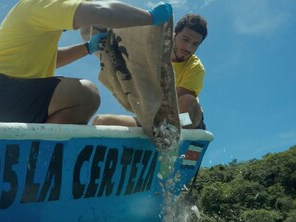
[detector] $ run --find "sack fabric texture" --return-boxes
[81,19,180,150]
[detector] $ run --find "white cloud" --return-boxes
[147,2,154,8]
[168,0,187,7]
[252,130,296,157]
[279,130,296,141]
[200,0,217,9]
[147,0,187,8]
[234,13,289,35]
[230,0,290,35]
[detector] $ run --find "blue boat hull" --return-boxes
[0,123,213,221]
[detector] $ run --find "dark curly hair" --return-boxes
[175,14,208,43]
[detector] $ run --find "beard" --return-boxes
[173,48,190,62]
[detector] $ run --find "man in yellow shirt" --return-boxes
[172,14,207,129]
[94,14,208,129]
[0,0,172,124]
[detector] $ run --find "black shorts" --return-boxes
[195,112,206,130]
[0,74,60,123]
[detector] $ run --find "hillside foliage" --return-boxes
[185,145,296,222]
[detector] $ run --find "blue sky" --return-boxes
[1,0,296,167]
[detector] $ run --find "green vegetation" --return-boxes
[186,145,296,222]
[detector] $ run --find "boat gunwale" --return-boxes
[0,122,214,142]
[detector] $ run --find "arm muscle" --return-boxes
[73,1,152,29]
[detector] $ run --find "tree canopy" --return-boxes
[184,145,296,222]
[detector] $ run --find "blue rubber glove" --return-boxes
[86,32,108,55]
[148,2,173,25]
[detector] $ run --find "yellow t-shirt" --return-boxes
[0,0,83,78]
[173,54,204,97]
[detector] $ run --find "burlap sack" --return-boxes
[81,19,180,150]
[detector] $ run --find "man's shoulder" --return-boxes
[189,55,204,70]
[189,54,200,62]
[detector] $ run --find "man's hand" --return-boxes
[148,2,173,25]
[86,32,108,55]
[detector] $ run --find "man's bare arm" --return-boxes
[56,43,88,68]
[176,87,196,98]
[73,1,152,29]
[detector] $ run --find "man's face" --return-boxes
[172,27,203,62]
